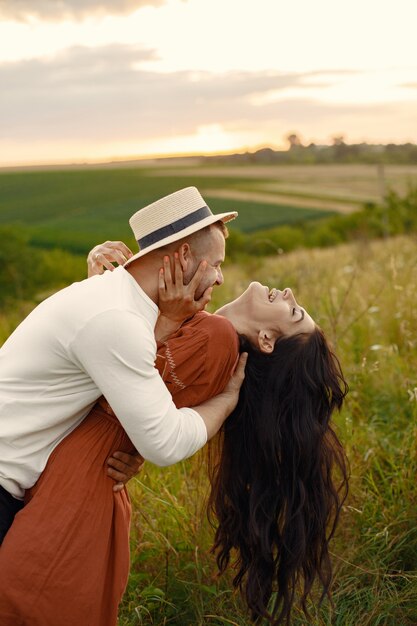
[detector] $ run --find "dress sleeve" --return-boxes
[70,309,207,466]
[156,315,239,409]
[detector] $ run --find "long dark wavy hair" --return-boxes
[207,327,349,625]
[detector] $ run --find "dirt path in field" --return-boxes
[148,163,417,199]
[148,163,417,180]
[203,188,359,214]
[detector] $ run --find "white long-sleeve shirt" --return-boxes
[0,267,207,499]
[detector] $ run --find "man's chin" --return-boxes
[194,281,211,301]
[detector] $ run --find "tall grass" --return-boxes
[1,232,415,624]
[118,234,417,625]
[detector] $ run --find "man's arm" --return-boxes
[72,310,246,466]
[187,351,247,439]
[86,242,244,479]
[86,241,217,483]
[106,350,246,490]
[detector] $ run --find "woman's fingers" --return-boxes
[158,267,166,293]
[188,260,207,293]
[196,286,213,310]
[87,241,134,277]
[92,251,115,273]
[174,252,183,286]
[163,256,173,288]
[111,241,133,260]
[108,250,126,265]
[158,256,211,322]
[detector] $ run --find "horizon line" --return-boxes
[1,139,416,171]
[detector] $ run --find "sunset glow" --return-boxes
[0,0,416,166]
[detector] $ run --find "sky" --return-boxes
[0,0,416,166]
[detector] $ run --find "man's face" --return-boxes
[184,226,226,299]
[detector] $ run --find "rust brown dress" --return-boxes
[0,312,239,626]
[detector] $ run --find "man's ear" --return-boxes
[257,329,277,354]
[177,243,191,272]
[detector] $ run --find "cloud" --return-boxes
[1,44,415,157]
[0,0,165,22]
[0,44,325,142]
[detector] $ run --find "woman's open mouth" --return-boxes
[268,288,278,302]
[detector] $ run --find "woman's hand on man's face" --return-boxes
[158,253,213,323]
[155,254,212,343]
[87,241,134,277]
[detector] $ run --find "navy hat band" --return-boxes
[138,205,212,250]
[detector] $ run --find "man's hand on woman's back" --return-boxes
[107,450,144,492]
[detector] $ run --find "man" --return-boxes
[0,186,245,543]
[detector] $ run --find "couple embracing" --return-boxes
[0,187,348,625]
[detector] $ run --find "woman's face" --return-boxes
[245,282,315,335]
[216,281,315,352]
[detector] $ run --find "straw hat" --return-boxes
[125,186,237,265]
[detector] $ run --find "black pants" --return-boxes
[0,484,24,544]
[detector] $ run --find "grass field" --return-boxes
[0,167,330,252]
[1,163,416,624]
[146,162,417,211]
[1,163,416,254]
[115,234,417,625]
[1,231,415,625]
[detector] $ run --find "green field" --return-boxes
[3,162,416,255]
[0,167,334,252]
[145,162,417,212]
[121,234,417,625]
[2,233,416,625]
[1,163,416,625]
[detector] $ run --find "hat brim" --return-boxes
[124,210,237,266]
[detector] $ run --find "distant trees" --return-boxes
[332,135,345,146]
[0,226,85,308]
[224,186,417,260]
[203,140,417,165]
[286,133,303,149]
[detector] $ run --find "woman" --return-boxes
[0,247,348,626]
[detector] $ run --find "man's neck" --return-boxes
[125,257,160,306]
